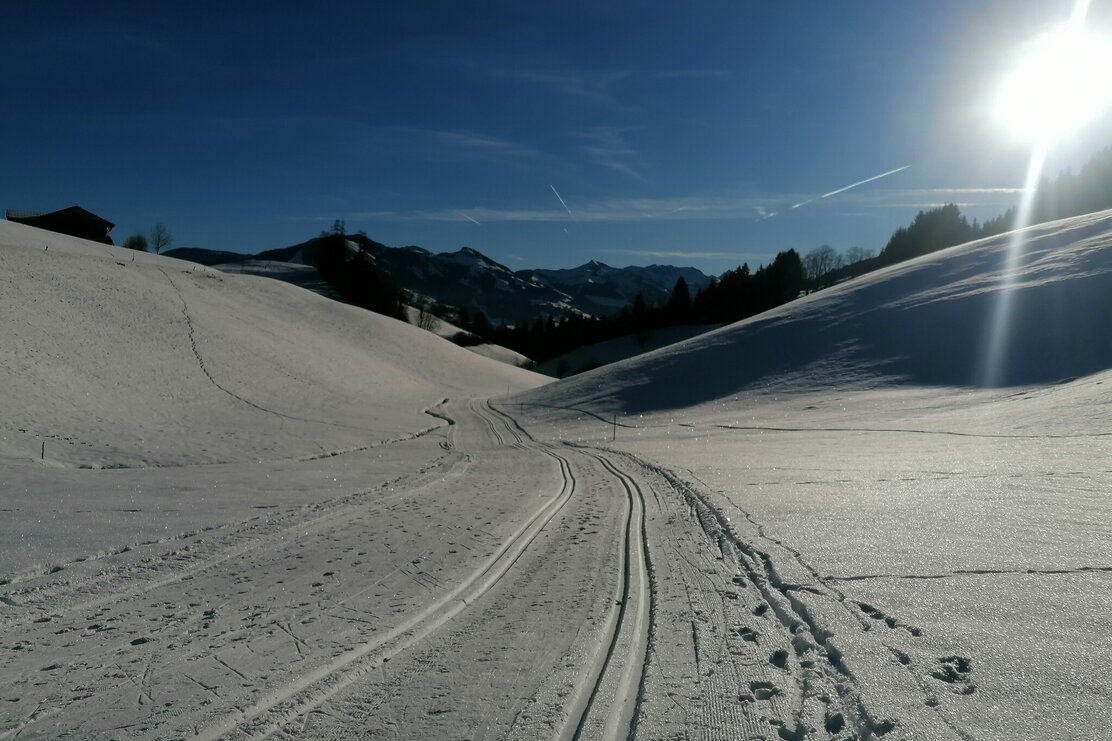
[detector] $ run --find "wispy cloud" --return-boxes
[764,185,1027,217]
[334,195,768,224]
[850,187,1029,209]
[904,187,1031,194]
[170,121,550,164]
[484,64,728,102]
[650,68,731,81]
[304,185,1026,225]
[409,128,547,161]
[575,126,646,179]
[606,249,764,262]
[864,202,983,209]
[493,68,629,104]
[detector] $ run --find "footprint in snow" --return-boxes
[932,655,975,694]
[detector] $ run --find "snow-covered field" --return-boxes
[2,211,1111,739]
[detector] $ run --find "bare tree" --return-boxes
[150,223,172,254]
[803,245,843,290]
[844,246,876,265]
[417,303,441,333]
[843,246,877,278]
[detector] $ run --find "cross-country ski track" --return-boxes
[1,401,662,740]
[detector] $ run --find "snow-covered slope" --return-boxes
[535,323,722,377]
[525,209,1112,416]
[213,259,341,301]
[0,220,543,469]
[401,304,534,368]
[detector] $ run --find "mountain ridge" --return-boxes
[166,236,710,325]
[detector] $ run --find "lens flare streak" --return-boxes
[977,145,1048,387]
[979,0,1099,387]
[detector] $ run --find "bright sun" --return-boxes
[995,23,1112,145]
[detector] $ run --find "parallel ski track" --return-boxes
[561,452,651,741]
[474,399,529,450]
[195,401,575,740]
[474,399,509,446]
[484,401,655,741]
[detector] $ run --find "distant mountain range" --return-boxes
[167,235,710,325]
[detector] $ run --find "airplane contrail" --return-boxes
[820,164,912,199]
[550,184,574,217]
[781,165,912,215]
[457,211,482,225]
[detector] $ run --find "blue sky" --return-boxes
[4,1,1111,274]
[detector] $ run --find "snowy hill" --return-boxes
[162,246,247,265]
[210,260,532,369]
[0,220,542,469]
[526,209,1112,416]
[535,323,722,378]
[212,258,341,301]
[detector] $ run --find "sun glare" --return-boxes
[994,24,1112,146]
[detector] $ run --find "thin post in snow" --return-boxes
[41,441,45,460]
[612,414,617,442]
